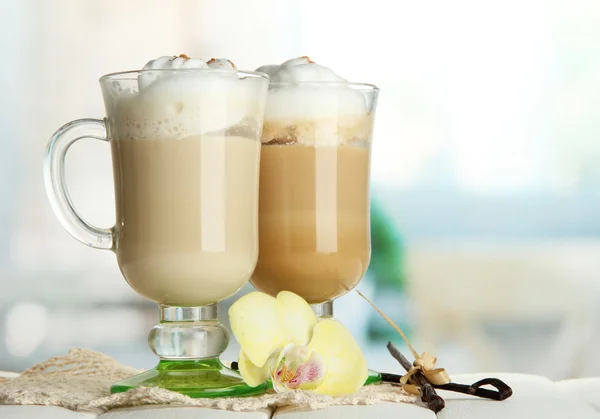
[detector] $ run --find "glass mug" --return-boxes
[250,81,381,384]
[44,68,269,397]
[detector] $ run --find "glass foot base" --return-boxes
[365,369,382,385]
[111,358,267,398]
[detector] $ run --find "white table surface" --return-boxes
[2,372,599,419]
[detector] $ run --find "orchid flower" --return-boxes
[229,291,368,396]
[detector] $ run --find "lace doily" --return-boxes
[0,349,416,412]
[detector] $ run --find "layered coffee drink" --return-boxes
[251,57,377,304]
[104,56,267,307]
[46,55,270,397]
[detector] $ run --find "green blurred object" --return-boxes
[366,197,411,342]
[368,198,406,291]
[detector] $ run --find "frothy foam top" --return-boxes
[207,58,237,70]
[256,56,371,146]
[109,55,264,141]
[257,56,345,83]
[139,54,209,90]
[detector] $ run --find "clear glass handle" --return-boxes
[44,118,114,250]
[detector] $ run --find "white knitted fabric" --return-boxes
[0,349,416,412]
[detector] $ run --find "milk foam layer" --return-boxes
[138,54,209,90]
[257,56,371,146]
[207,58,237,70]
[257,56,344,83]
[110,55,263,141]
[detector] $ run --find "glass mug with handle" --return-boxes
[44,64,269,397]
[250,74,381,384]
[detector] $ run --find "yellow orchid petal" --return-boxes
[238,349,277,388]
[277,291,318,346]
[229,292,289,367]
[307,319,368,396]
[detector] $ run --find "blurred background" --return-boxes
[1,0,600,380]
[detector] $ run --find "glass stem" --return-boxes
[148,304,230,360]
[311,300,334,318]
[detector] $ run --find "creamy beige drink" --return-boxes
[251,57,376,304]
[104,56,266,307]
[254,144,370,303]
[112,135,259,306]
